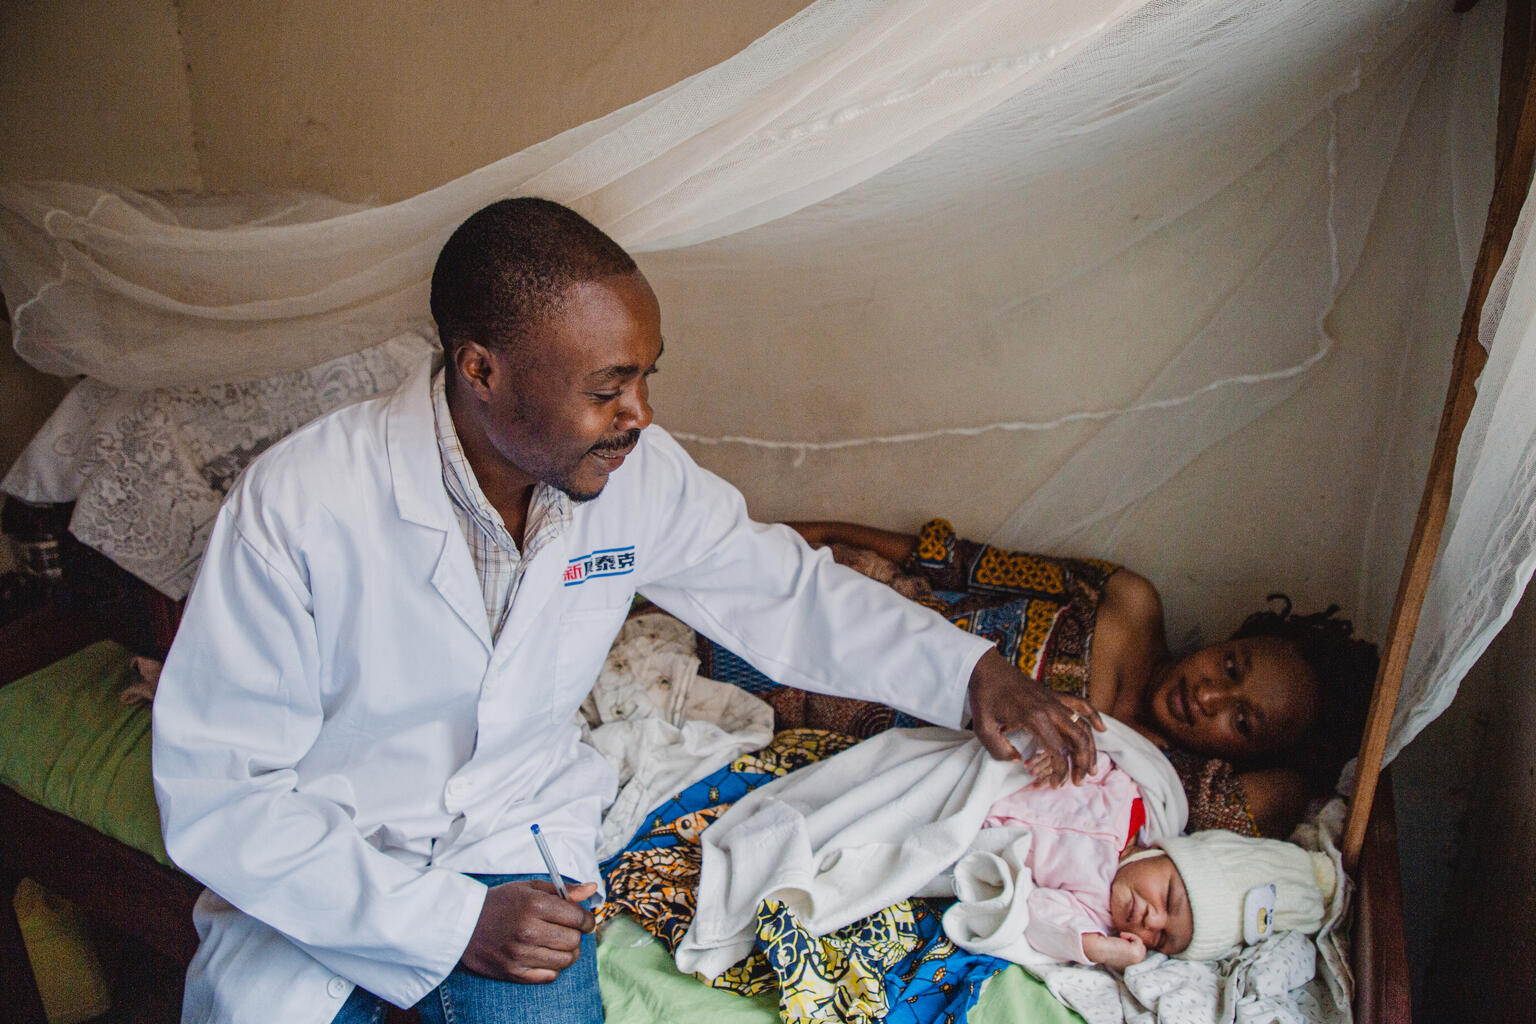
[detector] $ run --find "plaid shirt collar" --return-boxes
[431,370,572,636]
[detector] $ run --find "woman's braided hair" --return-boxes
[1229,595,1379,793]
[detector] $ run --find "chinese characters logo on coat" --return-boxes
[563,546,636,586]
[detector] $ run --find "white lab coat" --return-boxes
[151,364,993,1024]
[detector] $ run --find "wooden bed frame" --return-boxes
[3,3,1529,1020]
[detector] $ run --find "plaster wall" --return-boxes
[0,0,202,189]
[175,0,815,203]
[1,0,201,570]
[0,0,809,570]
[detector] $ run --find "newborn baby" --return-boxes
[1093,830,1336,966]
[950,767,1337,968]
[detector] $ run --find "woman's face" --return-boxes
[1144,636,1319,760]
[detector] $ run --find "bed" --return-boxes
[0,611,1373,1024]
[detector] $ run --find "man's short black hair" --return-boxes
[430,197,637,354]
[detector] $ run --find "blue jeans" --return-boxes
[331,873,602,1024]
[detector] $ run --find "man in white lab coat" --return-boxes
[151,198,1100,1024]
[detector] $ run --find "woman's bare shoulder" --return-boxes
[1099,568,1163,626]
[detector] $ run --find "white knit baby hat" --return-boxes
[1156,830,1337,962]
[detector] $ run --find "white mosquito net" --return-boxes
[0,0,1525,761]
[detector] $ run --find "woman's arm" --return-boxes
[1086,568,1169,719]
[1236,768,1308,838]
[782,521,918,564]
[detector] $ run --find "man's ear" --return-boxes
[452,340,498,400]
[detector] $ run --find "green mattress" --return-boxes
[597,914,1084,1024]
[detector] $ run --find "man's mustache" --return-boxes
[591,429,641,453]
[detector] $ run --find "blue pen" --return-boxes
[529,824,570,901]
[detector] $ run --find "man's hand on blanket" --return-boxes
[1081,931,1148,969]
[966,648,1102,784]
[461,880,598,983]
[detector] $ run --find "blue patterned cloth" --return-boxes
[696,640,928,731]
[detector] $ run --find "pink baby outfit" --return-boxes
[979,751,1144,963]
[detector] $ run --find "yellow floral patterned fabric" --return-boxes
[715,898,925,1023]
[905,518,1117,697]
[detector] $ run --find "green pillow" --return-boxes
[0,641,169,865]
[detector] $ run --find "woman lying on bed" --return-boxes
[780,519,1379,838]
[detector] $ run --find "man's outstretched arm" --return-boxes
[633,429,1099,776]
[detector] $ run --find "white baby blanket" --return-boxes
[676,718,1187,979]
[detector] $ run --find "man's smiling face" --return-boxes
[477,271,664,502]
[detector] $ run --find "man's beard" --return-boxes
[552,429,642,503]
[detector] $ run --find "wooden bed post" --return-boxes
[1342,0,1536,872]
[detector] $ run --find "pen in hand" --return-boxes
[530,823,570,901]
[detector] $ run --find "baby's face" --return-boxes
[1109,852,1193,956]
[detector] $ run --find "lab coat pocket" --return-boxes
[552,605,630,722]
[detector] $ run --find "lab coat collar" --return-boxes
[379,363,578,658]
[383,364,494,653]
[385,362,456,532]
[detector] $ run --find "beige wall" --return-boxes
[177,0,813,202]
[0,1,201,188]
[0,0,809,569]
[1,1,203,569]
[2,0,809,199]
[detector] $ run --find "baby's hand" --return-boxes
[1081,931,1148,969]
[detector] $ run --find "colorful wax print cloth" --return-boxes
[739,897,1018,1024]
[901,518,1116,696]
[598,729,1013,1024]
